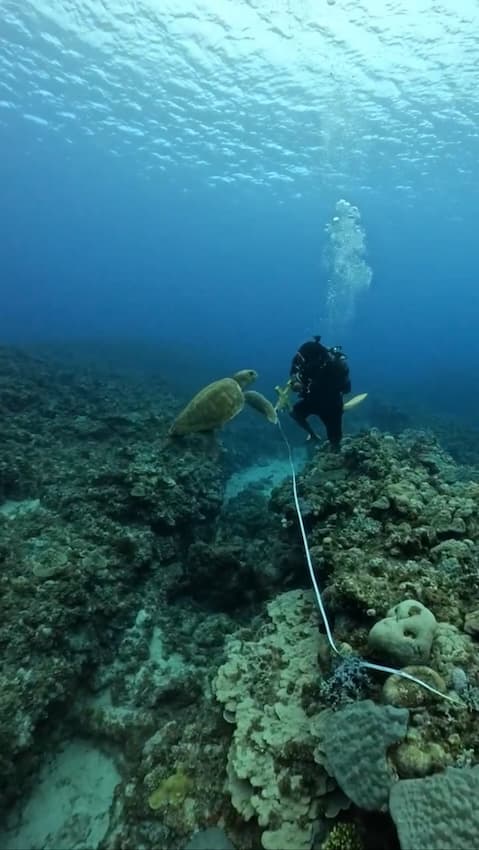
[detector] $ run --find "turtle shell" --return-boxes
[169,377,245,435]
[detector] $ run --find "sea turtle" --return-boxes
[169,370,277,436]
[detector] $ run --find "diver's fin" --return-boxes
[343,392,368,411]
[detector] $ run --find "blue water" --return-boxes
[1,0,479,415]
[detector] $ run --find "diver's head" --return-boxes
[298,336,324,361]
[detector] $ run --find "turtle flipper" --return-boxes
[243,390,278,424]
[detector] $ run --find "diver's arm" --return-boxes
[342,369,352,394]
[290,353,302,377]
[289,354,304,392]
[332,354,351,394]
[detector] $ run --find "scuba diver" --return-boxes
[289,335,351,448]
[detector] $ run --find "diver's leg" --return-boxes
[290,399,319,441]
[318,400,343,449]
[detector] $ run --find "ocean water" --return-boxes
[1,0,479,412]
[2,3,479,850]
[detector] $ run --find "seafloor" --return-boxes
[1,344,479,850]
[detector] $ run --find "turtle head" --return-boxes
[232,369,258,388]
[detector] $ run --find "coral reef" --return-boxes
[2,345,479,850]
[0,345,229,823]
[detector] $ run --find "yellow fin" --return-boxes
[274,378,293,412]
[343,392,368,411]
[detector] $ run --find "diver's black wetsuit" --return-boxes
[289,337,351,447]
